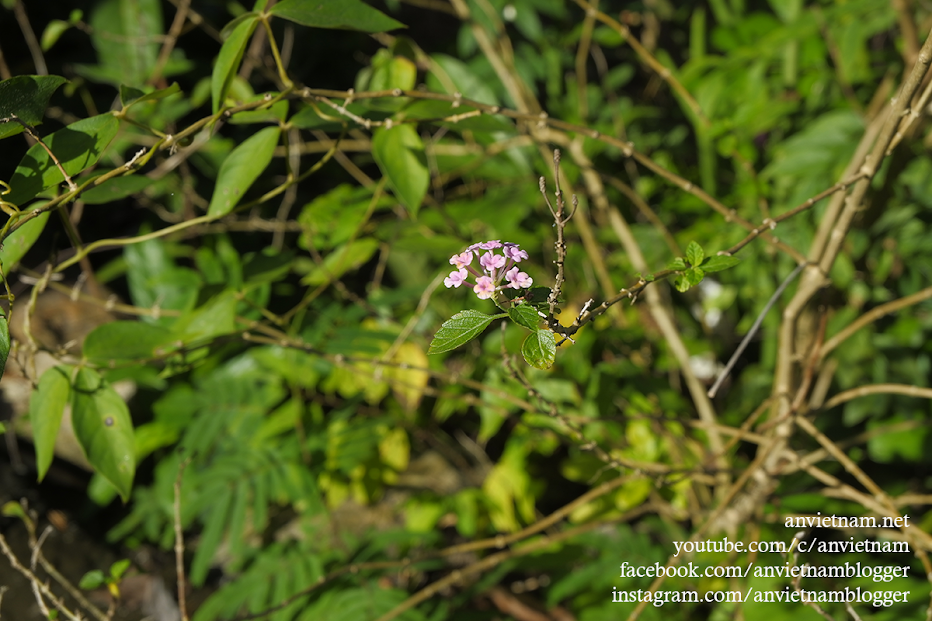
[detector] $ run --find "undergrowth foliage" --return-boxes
[0,1,931,620]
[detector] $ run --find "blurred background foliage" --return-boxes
[1,0,931,619]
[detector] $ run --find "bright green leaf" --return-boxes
[207,126,280,217]
[371,124,428,217]
[71,368,136,502]
[77,0,164,87]
[109,559,131,580]
[0,75,68,140]
[170,290,237,343]
[667,257,688,271]
[211,14,259,113]
[84,321,173,363]
[685,241,704,266]
[30,366,72,482]
[0,212,50,268]
[701,254,741,273]
[685,266,705,286]
[508,304,541,330]
[5,114,120,206]
[429,310,504,354]
[79,570,106,590]
[41,20,72,51]
[522,329,556,370]
[120,82,181,109]
[300,238,379,285]
[269,0,405,32]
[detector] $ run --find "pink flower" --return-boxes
[479,251,506,273]
[505,266,533,289]
[473,276,496,299]
[444,269,468,288]
[502,243,528,262]
[468,240,502,251]
[449,251,473,269]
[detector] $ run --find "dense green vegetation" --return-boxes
[1,0,931,619]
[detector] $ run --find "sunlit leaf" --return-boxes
[685,241,704,266]
[208,126,280,217]
[701,255,741,273]
[429,310,504,354]
[508,304,541,330]
[521,329,556,370]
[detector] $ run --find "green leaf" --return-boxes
[71,368,136,502]
[0,212,49,268]
[211,14,259,113]
[79,570,106,590]
[269,0,404,32]
[120,82,181,109]
[667,257,688,271]
[428,310,503,354]
[0,312,9,381]
[124,237,201,322]
[229,99,288,124]
[5,114,120,206]
[674,275,690,293]
[685,241,704,266]
[685,266,705,286]
[109,559,131,580]
[701,254,741,273]
[41,20,72,51]
[508,304,541,330]
[0,75,68,140]
[207,126,280,217]
[84,321,173,363]
[80,175,154,204]
[30,366,72,482]
[77,0,165,87]
[371,124,428,217]
[299,238,379,285]
[170,290,237,343]
[522,329,556,370]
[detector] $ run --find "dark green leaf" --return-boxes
[211,14,259,113]
[207,126,280,217]
[71,368,135,502]
[0,211,50,269]
[0,75,68,140]
[701,254,741,273]
[84,321,173,363]
[508,304,541,330]
[5,114,120,206]
[120,82,181,109]
[30,366,72,482]
[190,487,232,586]
[269,0,405,33]
[371,124,428,217]
[79,570,106,590]
[243,248,294,282]
[428,310,504,354]
[80,175,154,204]
[522,329,556,370]
[685,241,704,266]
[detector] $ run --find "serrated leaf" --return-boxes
[522,329,556,370]
[371,124,428,217]
[269,0,405,32]
[5,114,120,206]
[508,304,541,330]
[428,310,503,354]
[79,570,106,590]
[211,14,259,113]
[30,366,72,482]
[208,126,280,217]
[667,257,688,271]
[685,241,704,266]
[674,275,690,292]
[685,266,704,286]
[84,321,173,363]
[0,75,68,140]
[71,368,135,502]
[701,254,741,273]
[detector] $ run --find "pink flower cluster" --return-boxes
[444,240,533,299]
